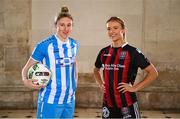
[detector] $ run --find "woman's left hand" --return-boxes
[117,82,136,93]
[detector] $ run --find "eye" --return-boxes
[113,26,119,29]
[67,23,72,27]
[60,23,65,26]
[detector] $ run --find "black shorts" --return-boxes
[102,102,141,118]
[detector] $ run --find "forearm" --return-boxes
[21,58,38,81]
[21,58,43,89]
[22,67,28,81]
[133,64,158,92]
[133,73,156,91]
[93,68,104,87]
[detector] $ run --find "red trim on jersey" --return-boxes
[122,51,133,106]
[113,48,122,107]
[104,47,113,107]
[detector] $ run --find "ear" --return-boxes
[122,29,126,33]
[120,29,126,34]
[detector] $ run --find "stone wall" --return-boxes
[0,0,180,110]
[0,0,32,109]
[140,0,180,110]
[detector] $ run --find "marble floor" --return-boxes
[0,108,180,118]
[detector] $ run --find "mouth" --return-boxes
[63,32,69,35]
[110,33,116,37]
[110,35,116,39]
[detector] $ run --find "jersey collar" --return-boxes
[121,42,128,48]
[54,34,69,44]
[111,42,128,48]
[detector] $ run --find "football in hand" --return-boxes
[27,63,52,86]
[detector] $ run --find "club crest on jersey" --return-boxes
[119,51,128,59]
[102,106,110,118]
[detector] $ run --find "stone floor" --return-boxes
[0,108,180,118]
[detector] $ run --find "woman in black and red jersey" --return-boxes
[94,17,158,118]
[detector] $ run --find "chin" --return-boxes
[112,39,119,42]
[62,36,68,39]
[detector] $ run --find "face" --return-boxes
[106,21,125,42]
[55,17,73,39]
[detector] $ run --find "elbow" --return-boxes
[153,68,158,80]
[93,67,100,74]
[93,67,101,78]
[155,70,158,79]
[148,64,158,80]
[21,67,25,77]
[93,67,96,73]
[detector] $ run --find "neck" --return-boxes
[56,34,68,42]
[112,39,126,48]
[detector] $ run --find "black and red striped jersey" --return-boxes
[95,43,150,108]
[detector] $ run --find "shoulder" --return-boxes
[100,45,111,52]
[36,35,56,47]
[68,37,79,49]
[39,35,56,44]
[124,44,143,54]
[69,37,78,44]
[124,44,136,51]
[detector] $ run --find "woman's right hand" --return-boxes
[22,58,45,90]
[23,79,44,90]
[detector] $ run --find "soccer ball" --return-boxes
[27,63,52,86]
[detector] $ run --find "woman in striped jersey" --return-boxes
[22,6,79,118]
[94,17,158,118]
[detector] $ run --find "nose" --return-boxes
[109,29,114,34]
[63,26,67,30]
[64,26,70,32]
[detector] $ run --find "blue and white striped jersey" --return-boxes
[31,35,79,104]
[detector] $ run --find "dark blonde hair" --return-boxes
[106,16,126,39]
[54,6,73,25]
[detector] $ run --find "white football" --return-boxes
[27,63,52,86]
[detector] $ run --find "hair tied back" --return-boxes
[61,6,69,14]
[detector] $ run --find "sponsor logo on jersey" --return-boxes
[102,64,125,70]
[56,57,76,66]
[104,54,111,56]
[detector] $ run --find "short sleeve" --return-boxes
[31,43,45,62]
[134,48,150,69]
[95,50,103,69]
